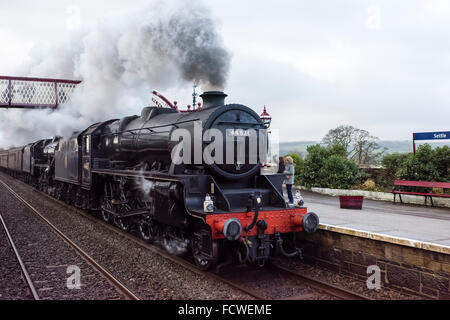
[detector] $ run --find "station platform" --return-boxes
[298,190,450,254]
[291,190,450,298]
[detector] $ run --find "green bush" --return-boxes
[286,143,449,191]
[382,152,408,177]
[433,146,450,181]
[380,145,450,185]
[320,154,361,189]
[298,145,329,186]
[298,144,360,189]
[397,144,449,182]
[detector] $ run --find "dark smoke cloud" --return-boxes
[117,0,231,90]
[167,8,230,88]
[0,0,230,147]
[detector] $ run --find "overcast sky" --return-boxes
[1,0,450,142]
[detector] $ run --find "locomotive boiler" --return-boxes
[0,90,319,270]
[100,91,265,179]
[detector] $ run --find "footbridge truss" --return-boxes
[0,76,81,109]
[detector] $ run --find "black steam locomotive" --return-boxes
[0,91,319,270]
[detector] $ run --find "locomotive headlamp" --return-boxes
[302,212,319,233]
[223,218,242,241]
[204,194,214,213]
[260,106,272,128]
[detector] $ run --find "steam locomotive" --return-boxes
[0,91,319,270]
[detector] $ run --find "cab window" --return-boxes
[85,136,90,154]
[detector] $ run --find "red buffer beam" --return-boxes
[0,76,82,109]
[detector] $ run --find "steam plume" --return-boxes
[0,0,230,148]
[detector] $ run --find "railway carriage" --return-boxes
[6,147,24,175]
[0,150,8,168]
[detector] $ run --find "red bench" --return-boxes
[392,180,450,206]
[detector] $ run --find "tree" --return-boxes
[299,144,360,189]
[350,129,386,165]
[328,144,347,158]
[322,125,355,152]
[322,125,385,165]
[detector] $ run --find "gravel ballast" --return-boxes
[275,258,423,300]
[0,217,33,300]
[0,181,128,300]
[0,172,252,300]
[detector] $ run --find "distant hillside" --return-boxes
[278,141,317,157]
[279,140,448,156]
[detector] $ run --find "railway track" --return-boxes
[25,182,265,300]
[0,212,39,300]
[268,264,369,300]
[218,261,370,300]
[0,178,139,300]
[1,175,369,300]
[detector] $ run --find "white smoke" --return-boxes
[135,169,154,203]
[0,0,230,148]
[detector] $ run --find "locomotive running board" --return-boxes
[92,169,181,182]
[101,206,149,218]
[92,169,231,212]
[92,169,285,215]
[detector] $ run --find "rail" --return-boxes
[0,178,139,300]
[270,264,370,300]
[0,212,40,300]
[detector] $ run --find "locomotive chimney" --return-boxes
[200,91,228,109]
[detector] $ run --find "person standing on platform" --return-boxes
[283,156,295,204]
[278,156,285,174]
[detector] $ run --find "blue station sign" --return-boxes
[413,131,450,141]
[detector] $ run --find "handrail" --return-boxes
[99,118,201,137]
[0,75,81,84]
